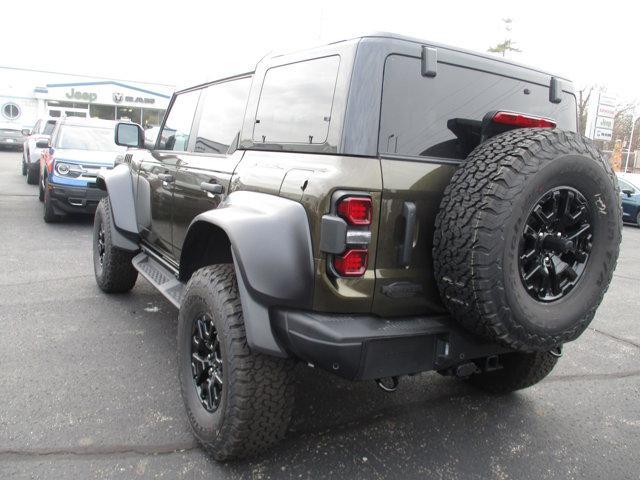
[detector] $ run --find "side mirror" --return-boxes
[35,139,49,148]
[622,188,634,197]
[114,122,144,148]
[21,129,31,136]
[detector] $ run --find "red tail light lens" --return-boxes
[333,249,368,277]
[492,111,556,129]
[337,197,372,225]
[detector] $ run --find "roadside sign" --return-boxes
[599,94,617,107]
[595,117,614,129]
[597,104,616,118]
[594,128,613,141]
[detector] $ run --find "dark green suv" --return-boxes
[92,33,621,460]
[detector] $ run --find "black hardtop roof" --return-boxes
[175,31,571,94]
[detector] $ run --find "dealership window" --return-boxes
[90,104,116,120]
[117,106,142,125]
[195,77,251,154]
[158,89,200,151]
[253,56,340,145]
[2,102,21,120]
[142,109,164,129]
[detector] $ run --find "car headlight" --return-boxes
[55,162,83,177]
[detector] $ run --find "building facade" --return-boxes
[0,66,174,130]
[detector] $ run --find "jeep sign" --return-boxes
[65,88,97,103]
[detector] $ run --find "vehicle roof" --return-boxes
[59,117,119,128]
[349,32,571,81]
[175,32,572,96]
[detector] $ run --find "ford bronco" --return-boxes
[92,33,621,460]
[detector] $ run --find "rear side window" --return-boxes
[158,89,200,151]
[253,56,340,145]
[43,121,56,135]
[195,77,251,154]
[379,55,577,160]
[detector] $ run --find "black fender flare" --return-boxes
[96,163,139,251]
[182,191,315,357]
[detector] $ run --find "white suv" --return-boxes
[22,118,57,184]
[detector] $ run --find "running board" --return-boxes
[132,252,185,308]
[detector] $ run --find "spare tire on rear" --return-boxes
[433,128,621,351]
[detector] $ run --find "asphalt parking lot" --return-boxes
[0,150,638,480]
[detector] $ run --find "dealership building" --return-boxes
[0,66,174,130]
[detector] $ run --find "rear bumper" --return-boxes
[272,310,510,380]
[48,182,106,214]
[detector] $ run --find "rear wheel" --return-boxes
[178,264,295,461]
[467,351,559,394]
[93,197,138,293]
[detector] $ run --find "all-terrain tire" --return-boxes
[26,164,39,185]
[177,264,295,461]
[434,128,622,351]
[43,177,61,223]
[467,351,559,394]
[93,197,138,293]
[38,171,44,202]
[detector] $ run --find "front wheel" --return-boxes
[43,177,61,223]
[93,197,138,293]
[26,162,38,185]
[177,264,295,461]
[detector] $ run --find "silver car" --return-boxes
[21,118,57,184]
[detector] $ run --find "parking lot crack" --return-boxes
[0,441,199,459]
[589,327,640,349]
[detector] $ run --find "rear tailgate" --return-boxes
[372,52,577,317]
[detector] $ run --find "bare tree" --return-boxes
[577,85,594,136]
[488,18,522,57]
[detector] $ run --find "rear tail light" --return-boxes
[333,249,368,277]
[492,111,556,129]
[336,197,372,226]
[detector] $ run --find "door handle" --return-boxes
[200,181,224,195]
[157,173,174,183]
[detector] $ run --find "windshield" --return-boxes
[56,125,118,151]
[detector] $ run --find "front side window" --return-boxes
[56,125,119,151]
[379,55,577,160]
[253,56,340,145]
[158,90,200,151]
[195,77,251,154]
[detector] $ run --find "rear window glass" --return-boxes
[379,55,577,160]
[253,56,340,145]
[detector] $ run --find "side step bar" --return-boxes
[132,252,185,308]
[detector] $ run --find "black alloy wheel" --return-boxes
[191,313,224,413]
[96,227,106,267]
[518,187,593,302]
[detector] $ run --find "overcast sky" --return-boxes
[2,0,637,102]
